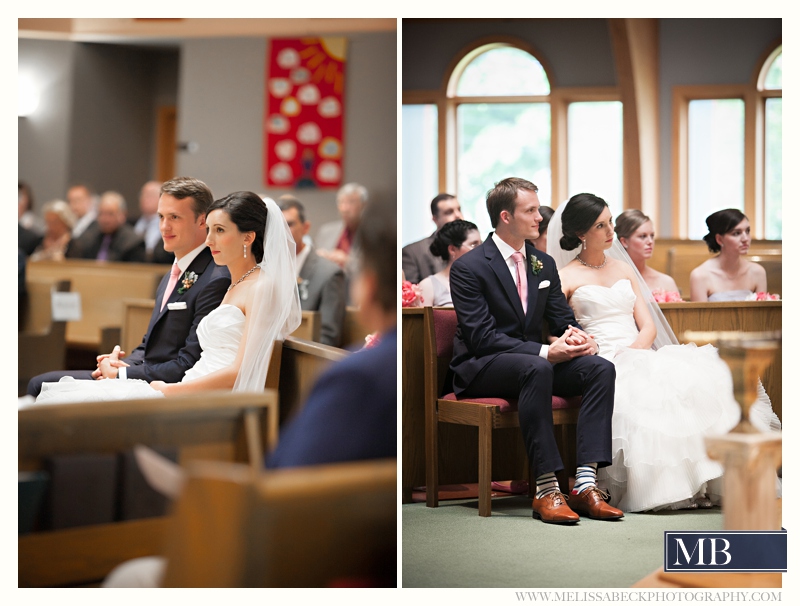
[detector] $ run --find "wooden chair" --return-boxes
[160,458,396,587]
[18,279,71,396]
[423,306,580,517]
[18,390,279,587]
[342,305,369,347]
[121,297,156,355]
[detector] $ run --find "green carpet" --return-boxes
[402,495,724,588]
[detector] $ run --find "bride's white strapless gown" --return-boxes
[35,305,245,405]
[571,279,771,512]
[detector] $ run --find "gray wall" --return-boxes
[18,39,77,208]
[176,31,397,236]
[402,18,781,236]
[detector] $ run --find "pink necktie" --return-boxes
[511,251,527,314]
[160,263,182,311]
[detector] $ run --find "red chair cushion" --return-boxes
[432,309,458,358]
[441,393,580,414]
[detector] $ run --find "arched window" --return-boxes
[759,47,781,240]
[402,38,623,246]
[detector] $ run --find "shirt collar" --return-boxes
[175,243,207,273]
[492,232,525,261]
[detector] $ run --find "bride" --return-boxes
[34,192,301,404]
[547,193,770,512]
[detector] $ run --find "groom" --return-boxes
[449,177,622,524]
[27,176,230,397]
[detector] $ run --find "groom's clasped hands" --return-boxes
[547,326,598,363]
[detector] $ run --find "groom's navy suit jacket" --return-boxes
[449,234,581,395]
[123,247,229,383]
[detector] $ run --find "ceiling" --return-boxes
[18,18,397,47]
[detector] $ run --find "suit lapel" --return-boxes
[156,247,214,321]
[523,245,542,328]
[485,236,525,324]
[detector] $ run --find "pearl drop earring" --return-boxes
[243,244,247,259]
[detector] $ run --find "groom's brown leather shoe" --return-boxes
[569,487,624,520]
[531,492,579,524]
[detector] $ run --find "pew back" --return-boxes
[161,458,396,587]
[27,259,166,349]
[18,390,278,588]
[649,239,780,275]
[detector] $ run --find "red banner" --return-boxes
[265,37,346,188]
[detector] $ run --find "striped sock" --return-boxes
[535,472,559,499]
[572,463,598,494]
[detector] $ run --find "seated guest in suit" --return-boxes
[67,183,98,238]
[278,195,346,347]
[529,205,554,253]
[66,191,146,263]
[402,193,464,283]
[417,219,481,307]
[315,182,368,272]
[615,209,680,297]
[102,196,396,587]
[30,200,76,262]
[27,176,230,397]
[133,180,173,264]
[18,223,42,257]
[690,208,767,302]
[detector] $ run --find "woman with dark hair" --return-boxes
[546,193,777,512]
[689,209,767,302]
[529,205,554,253]
[615,209,680,298]
[35,192,301,403]
[417,219,481,306]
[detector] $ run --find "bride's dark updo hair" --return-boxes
[559,193,609,251]
[207,191,268,262]
[702,208,747,253]
[429,219,479,262]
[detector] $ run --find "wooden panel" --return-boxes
[161,459,396,587]
[341,306,369,348]
[649,239,780,274]
[27,259,166,349]
[291,310,320,342]
[19,517,170,588]
[660,301,781,422]
[122,298,156,355]
[277,336,348,426]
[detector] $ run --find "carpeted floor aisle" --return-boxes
[402,495,724,588]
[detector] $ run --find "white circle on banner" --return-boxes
[297,83,321,105]
[266,114,290,134]
[268,78,292,98]
[316,161,341,183]
[275,140,297,161]
[297,122,322,145]
[270,162,293,183]
[318,96,341,118]
[277,48,300,70]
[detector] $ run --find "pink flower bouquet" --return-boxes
[402,280,425,307]
[651,289,684,303]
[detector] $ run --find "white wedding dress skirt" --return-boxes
[570,279,779,512]
[35,305,245,405]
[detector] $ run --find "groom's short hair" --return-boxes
[486,177,538,228]
[160,176,214,219]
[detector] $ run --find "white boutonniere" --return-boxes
[297,277,309,301]
[177,271,198,294]
[530,254,543,275]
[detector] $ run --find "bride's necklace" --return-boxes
[576,253,607,269]
[228,265,259,292]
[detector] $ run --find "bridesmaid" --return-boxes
[689,209,766,302]
[417,219,481,307]
[614,209,680,298]
[529,205,554,253]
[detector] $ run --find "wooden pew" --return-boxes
[277,336,349,425]
[161,458,396,587]
[666,248,782,300]
[19,279,71,396]
[18,390,278,588]
[26,259,166,350]
[293,310,321,342]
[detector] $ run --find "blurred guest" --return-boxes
[417,219,481,307]
[279,195,347,347]
[67,183,98,238]
[19,248,27,331]
[402,193,464,284]
[615,209,680,296]
[529,205,554,253]
[134,180,173,264]
[18,224,42,257]
[690,209,767,302]
[67,191,146,262]
[315,182,368,271]
[19,181,45,234]
[31,200,76,262]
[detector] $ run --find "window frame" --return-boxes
[402,36,622,215]
[671,40,782,240]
